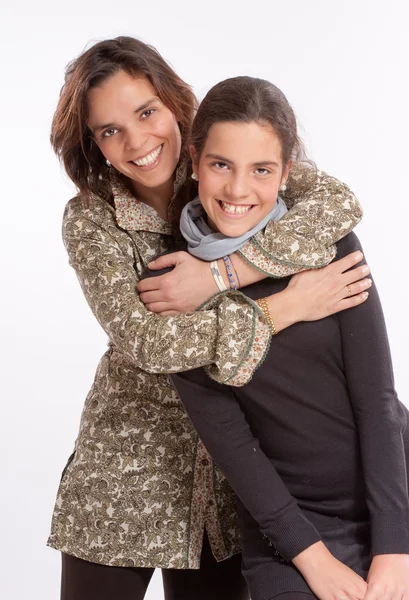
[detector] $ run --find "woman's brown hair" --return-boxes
[51,36,197,203]
[191,76,311,167]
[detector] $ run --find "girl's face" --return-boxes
[87,70,182,196]
[191,121,291,237]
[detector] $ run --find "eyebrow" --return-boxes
[205,153,280,168]
[92,97,160,133]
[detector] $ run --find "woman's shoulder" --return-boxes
[63,192,114,222]
[63,192,119,231]
[62,193,121,244]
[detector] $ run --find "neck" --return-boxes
[129,176,175,221]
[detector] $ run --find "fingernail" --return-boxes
[363,292,369,299]
[355,252,363,262]
[362,265,370,274]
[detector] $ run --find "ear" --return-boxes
[281,159,293,186]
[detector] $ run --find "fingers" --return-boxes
[342,264,371,285]
[328,251,364,275]
[137,275,165,293]
[148,251,183,270]
[337,291,369,312]
[139,290,164,304]
[341,278,372,299]
[144,302,172,313]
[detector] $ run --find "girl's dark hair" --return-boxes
[191,76,310,166]
[51,36,197,204]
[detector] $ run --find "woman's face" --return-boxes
[87,70,182,195]
[192,121,291,237]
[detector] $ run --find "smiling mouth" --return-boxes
[217,200,254,215]
[131,144,163,167]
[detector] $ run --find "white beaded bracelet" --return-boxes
[210,260,228,292]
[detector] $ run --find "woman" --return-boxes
[49,37,371,600]
[170,76,409,600]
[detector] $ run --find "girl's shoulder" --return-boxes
[335,231,363,261]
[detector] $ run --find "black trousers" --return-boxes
[61,533,249,600]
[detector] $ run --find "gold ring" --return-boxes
[347,285,351,297]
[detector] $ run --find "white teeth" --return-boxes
[133,145,162,166]
[220,201,252,215]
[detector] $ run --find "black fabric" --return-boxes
[61,532,248,600]
[270,595,315,600]
[171,233,409,600]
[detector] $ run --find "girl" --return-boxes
[49,37,370,600]
[170,76,409,600]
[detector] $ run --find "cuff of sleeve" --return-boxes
[203,293,272,387]
[371,511,409,555]
[225,307,272,387]
[237,242,308,276]
[262,505,322,562]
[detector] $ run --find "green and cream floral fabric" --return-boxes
[48,165,362,568]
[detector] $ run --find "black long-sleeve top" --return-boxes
[171,233,409,562]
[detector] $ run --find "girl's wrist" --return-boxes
[292,541,331,571]
[218,258,232,289]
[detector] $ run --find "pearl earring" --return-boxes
[191,173,198,181]
[106,159,111,167]
[280,184,287,192]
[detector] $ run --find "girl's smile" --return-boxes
[192,121,291,237]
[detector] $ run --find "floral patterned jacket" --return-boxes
[47,164,362,568]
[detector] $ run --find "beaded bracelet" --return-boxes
[255,297,277,335]
[222,256,238,290]
[210,260,228,292]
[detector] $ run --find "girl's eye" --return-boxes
[213,162,229,170]
[255,168,270,175]
[101,128,118,139]
[141,108,155,119]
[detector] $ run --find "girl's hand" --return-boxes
[137,251,218,315]
[293,541,368,600]
[363,554,409,600]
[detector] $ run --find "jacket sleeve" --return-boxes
[239,164,363,275]
[62,200,270,385]
[171,367,322,561]
[335,233,409,555]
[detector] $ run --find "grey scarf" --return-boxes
[180,196,288,260]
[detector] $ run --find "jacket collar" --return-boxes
[112,162,187,234]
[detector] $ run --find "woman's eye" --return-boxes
[255,168,270,175]
[101,128,118,139]
[141,108,155,119]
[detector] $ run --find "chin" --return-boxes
[218,224,248,238]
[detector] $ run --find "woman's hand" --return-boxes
[363,554,409,600]
[137,251,218,315]
[137,249,370,319]
[293,541,368,600]
[266,251,371,332]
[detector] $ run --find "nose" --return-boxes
[124,124,149,154]
[224,172,251,201]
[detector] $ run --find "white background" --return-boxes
[1,1,408,598]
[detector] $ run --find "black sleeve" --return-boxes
[336,233,409,554]
[171,369,321,561]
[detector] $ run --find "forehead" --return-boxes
[87,71,158,125]
[203,121,282,161]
